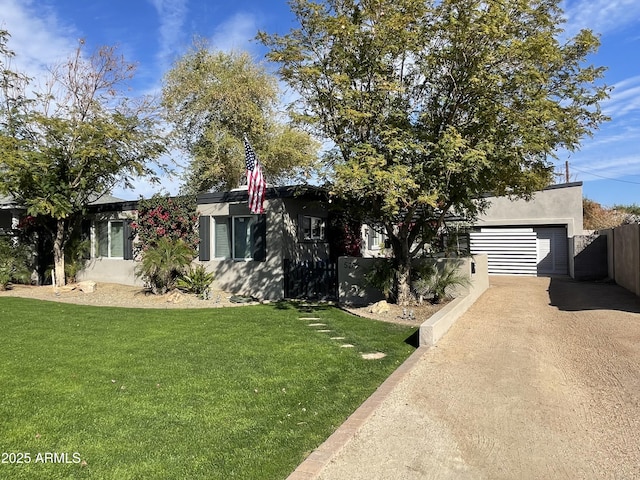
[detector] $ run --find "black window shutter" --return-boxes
[199,216,211,261]
[297,214,305,242]
[252,214,266,262]
[123,220,134,260]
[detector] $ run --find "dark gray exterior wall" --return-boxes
[196,189,331,300]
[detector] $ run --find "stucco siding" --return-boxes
[198,198,287,300]
[476,183,583,237]
[77,258,141,286]
[613,223,640,296]
[282,198,330,263]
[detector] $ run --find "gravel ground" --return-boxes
[0,282,249,309]
[0,282,446,325]
[315,276,640,480]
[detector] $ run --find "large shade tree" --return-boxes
[161,40,319,194]
[260,0,609,304]
[0,32,166,286]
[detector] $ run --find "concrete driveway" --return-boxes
[300,276,640,480]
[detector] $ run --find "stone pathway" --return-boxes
[301,314,387,360]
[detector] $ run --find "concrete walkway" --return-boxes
[290,276,640,480]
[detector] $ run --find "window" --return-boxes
[233,216,257,260]
[301,216,325,241]
[207,215,266,262]
[0,210,12,230]
[95,220,124,258]
[213,217,231,259]
[368,227,386,250]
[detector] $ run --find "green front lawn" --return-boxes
[0,298,416,479]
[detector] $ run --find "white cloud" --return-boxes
[0,0,184,198]
[0,0,76,80]
[147,0,188,70]
[602,76,640,118]
[561,0,640,37]
[210,12,259,53]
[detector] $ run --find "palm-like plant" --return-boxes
[136,237,195,295]
[413,261,471,304]
[176,264,215,297]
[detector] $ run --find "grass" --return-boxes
[0,298,417,479]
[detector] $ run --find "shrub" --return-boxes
[64,237,90,284]
[176,265,215,298]
[363,258,395,301]
[413,261,470,304]
[135,237,195,295]
[131,194,199,259]
[0,238,32,290]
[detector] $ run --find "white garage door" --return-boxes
[470,227,568,275]
[469,228,538,275]
[535,227,568,275]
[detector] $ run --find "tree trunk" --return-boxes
[392,231,413,306]
[53,218,66,287]
[394,261,413,306]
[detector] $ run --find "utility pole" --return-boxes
[565,160,570,183]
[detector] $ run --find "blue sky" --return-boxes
[1,0,639,207]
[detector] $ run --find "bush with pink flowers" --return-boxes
[131,195,200,294]
[131,194,199,259]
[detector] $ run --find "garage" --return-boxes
[470,227,568,276]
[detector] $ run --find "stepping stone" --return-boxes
[361,352,387,360]
[299,317,320,320]
[308,323,326,327]
[340,344,355,348]
[330,337,346,340]
[317,329,332,333]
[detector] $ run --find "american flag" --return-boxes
[244,136,266,214]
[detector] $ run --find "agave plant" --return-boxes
[135,237,195,295]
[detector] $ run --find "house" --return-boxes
[77,196,140,285]
[14,181,586,297]
[0,195,25,237]
[196,185,332,300]
[359,182,585,277]
[77,185,333,300]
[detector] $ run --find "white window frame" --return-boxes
[232,215,258,261]
[302,216,326,242]
[368,226,386,250]
[94,220,124,259]
[212,217,231,260]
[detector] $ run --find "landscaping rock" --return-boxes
[166,291,184,304]
[369,300,390,314]
[77,281,96,293]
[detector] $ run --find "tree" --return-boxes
[260,0,609,304]
[584,199,640,229]
[583,198,624,230]
[161,39,319,194]
[0,33,167,286]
